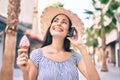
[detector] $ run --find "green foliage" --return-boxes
[92,0,96,5]
[93,39,99,47]
[95,8,102,11]
[105,1,120,18]
[85,26,99,47]
[109,22,116,29]
[112,16,116,24]
[99,0,109,4]
[85,40,94,46]
[95,28,101,36]
[104,25,111,33]
[52,2,64,7]
[84,0,120,48]
[105,9,114,18]
[104,16,117,34]
[85,37,99,47]
[109,1,120,10]
[99,18,106,25]
[84,9,94,15]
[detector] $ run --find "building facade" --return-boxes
[0,16,6,68]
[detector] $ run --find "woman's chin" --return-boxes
[52,34,65,38]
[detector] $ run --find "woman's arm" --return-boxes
[17,49,38,80]
[77,45,100,80]
[67,23,100,80]
[77,59,88,79]
[21,59,38,80]
[28,59,38,80]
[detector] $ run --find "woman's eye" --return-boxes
[53,19,58,22]
[62,21,67,24]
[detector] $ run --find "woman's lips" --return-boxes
[53,27,63,32]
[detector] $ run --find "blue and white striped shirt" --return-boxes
[30,48,82,80]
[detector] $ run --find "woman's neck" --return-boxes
[50,37,64,52]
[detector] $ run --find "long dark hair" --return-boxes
[41,13,72,51]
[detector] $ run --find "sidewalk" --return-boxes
[14,64,120,80]
[96,64,120,80]
[14,69,23,80]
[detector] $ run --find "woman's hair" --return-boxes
[41,13,72,51]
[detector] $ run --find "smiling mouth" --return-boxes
[53,27,63,32]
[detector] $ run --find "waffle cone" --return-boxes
[20,46,29,51]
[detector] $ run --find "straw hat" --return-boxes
[40,6,84,39]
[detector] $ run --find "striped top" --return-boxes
[30,48,82,80]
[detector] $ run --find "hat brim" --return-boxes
[40,6,84,39]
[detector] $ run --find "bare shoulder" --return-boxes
[41,46,51,53]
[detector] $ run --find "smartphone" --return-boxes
[67,27,75,37]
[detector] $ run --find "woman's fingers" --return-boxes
[17,59,28,66]
[75,23,84,36]
[17,54,28,62]
[18,48,28,55]
[17,53,28,65]
[17,48,29,67]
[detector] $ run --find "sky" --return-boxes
[62,0,94,28]
[38,0,94,29]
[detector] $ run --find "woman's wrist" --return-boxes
[76,44,88,54]
[23,71,29,80]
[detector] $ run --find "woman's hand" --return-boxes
[17,48,29,73]
[67,23,85,48]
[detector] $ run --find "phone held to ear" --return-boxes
[67,27,75,37]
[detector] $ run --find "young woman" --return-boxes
[17,6,100,80]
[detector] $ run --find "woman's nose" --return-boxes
[56,21,61,26]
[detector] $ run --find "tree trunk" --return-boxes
[0,33,17,80]
[0,0,20,80]
[93,47,96,65]
[101,28,108,72]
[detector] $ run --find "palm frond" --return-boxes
[95,8,102,11]
[84,9,94,15]
[99,0,109,4]
[52,2,64,7]
[105,9,114,18]
[109,1,120,10]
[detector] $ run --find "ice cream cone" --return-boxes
[20,46,29,51]
[19,35,30,53]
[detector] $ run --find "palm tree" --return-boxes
[0,0,20,80]
[84,0,120,72]
[85,26,99,65]
[52,2,64,7]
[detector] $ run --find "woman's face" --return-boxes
[50,14,70,38]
